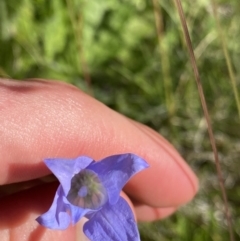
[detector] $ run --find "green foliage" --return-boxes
[0,0,239,240]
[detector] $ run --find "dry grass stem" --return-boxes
[174,0,235,240]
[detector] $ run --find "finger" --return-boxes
[0,182,77,241]
[125,120,198,206]
[135,205,176,222]
[0,78,198,208]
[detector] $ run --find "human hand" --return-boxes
[0,78,198,241]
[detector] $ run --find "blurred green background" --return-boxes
[1,0,240,240]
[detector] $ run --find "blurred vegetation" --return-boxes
[1,0,240,240]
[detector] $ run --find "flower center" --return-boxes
[67,169,107,210]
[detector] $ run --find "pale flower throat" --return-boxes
[67,169,107,210]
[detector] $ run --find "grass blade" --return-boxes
[65,0,92,94]
[174,1,235,240]
[152,0,175,116]
[210,0,240,120]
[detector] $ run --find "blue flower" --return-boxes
[36,153,149,241]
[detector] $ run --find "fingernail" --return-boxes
[135,205,176,222]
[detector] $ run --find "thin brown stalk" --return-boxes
[174,1,235,241]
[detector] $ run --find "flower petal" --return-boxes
[87,153,149,204]
[83,197,140,241]
[44,156,94,194]
[36,186,70,229]
[36,185,88,229]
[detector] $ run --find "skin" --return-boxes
[0,78,198,241]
